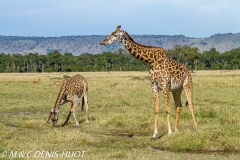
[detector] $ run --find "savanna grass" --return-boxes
[0,71,240,159]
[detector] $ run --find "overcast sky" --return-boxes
[1,0,240,38]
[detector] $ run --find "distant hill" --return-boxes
[0,33,240,55]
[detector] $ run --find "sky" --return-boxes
[1,0,240,38]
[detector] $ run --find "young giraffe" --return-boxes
[100,26,197,140]
[47,74,89,127]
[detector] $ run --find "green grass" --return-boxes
[0,71,240,159]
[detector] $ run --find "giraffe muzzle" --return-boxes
[52,120,57,127]
[99,42,106,46]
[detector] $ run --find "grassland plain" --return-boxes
[0,71,240,160]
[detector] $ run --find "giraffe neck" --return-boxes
[53,80,67,112]
[120,31,168,64]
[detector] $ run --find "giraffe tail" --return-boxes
[185,101,188,107]
[46,113,51,123]
[81,97,85,111]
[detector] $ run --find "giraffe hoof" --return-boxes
[61,122,68,126]
[151,137,157,140]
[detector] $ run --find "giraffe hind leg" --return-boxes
[81,85,89,124]
[84,96,89,124]
[172,88,183,132]
[162,88,172,134]
[151,87,159,140]
[183,79,197,127]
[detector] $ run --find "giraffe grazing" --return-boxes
[47,74,89,127]
[100,26,197,140]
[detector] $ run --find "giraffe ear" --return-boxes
[116,25,121,31]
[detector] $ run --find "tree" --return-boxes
[167,45,185,63]
[47,50,62,72]
[11,53,24,72]
[0,53,11,72]
[183,46,199,72]
[0,47,239,73]
[201,48,221,70]
[221,47,240,70]
[167,45,200,72]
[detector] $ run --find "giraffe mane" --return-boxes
[53,80,67,110]
[123,31,160,49]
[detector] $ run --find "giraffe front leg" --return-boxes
[68,99,81,127]
[62,110,71,126]
[151,87,159,140]
[71,102,80,127]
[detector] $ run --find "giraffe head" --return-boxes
[47,108,59,127]
[100,25,125,45]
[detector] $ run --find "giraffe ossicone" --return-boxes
[100,26,197,140]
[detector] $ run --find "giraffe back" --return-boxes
[64,74,88,98]
[148,55,191,92]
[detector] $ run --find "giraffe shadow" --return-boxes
[151,134,165,140]
[106,132,134,138]
[156,134,165,139]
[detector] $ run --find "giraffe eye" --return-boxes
[113,35,118,37]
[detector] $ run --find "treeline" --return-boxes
[0,49,148,72]
[167,45,240,71]
[0,45,240,73]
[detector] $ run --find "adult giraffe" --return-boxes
[100,26,197,140]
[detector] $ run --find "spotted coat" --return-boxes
[47,74,89,127]
[100,26,197,140]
